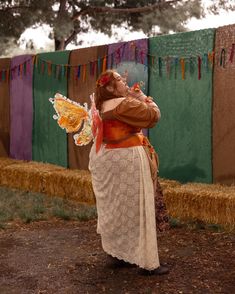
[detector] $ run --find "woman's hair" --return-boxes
[95,69,120,111]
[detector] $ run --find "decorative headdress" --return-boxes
[96,74,111,87]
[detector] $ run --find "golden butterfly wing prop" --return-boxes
[49,93,89,133]
[73,119,93,146]
[49,93,93,146]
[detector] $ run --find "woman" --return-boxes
[89,69,169,274]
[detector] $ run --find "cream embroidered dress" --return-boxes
[89,97,161,270]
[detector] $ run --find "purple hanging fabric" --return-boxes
[108,39,148,68]
[10,55,33,160]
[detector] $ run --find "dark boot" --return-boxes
[139,265,169,276]
[106,255,134,268]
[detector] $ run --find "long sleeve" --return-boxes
[112,97,160,129]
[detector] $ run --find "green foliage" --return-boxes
[0,0,234,55]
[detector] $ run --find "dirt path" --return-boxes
[0,220,234,294]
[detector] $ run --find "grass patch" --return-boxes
[169,217,225,232]
[0,186,97,226]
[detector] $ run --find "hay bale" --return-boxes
[0,157,23,185]
[0,158,95,204]
[0,157,21,167]
[159,177,181,189]
[164,182,235,229]
[42,169,95,204]
[0,161,64,193]
[1,158,234,229]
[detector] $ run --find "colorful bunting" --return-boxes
[0,41,234,83]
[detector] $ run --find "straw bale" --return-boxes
[0,156,21,168]
[0,158,95,204]
[42,169,95,204]
[0,160,64,193]
[158,177,181,189]
[1,158,234,229]
[0,157,23,185]
[164,182,235,229]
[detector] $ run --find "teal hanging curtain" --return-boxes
[149,29,215,183]
[32,51,70,167]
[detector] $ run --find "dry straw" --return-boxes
[0,157,95,204]
[0,157,234,229]
[164,182,235,230]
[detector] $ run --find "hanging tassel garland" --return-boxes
[65,65,68,78]
[89,62,93,76]
[61,65,65,77]
[10,68,14,80]
[0,41,217,83]
[189,57,194,75]
[110,53,114,69]
[83,64,86,82]
[57,65,61,79]
[102,56,107,72]
[151,56,155,66]
[158,57,162,77]
[174,57,179,79]
[166,56,171,78]
[229,43,235,63]
[198,56,201,80]
[1,71,5,82]
[23,62,27,75]
[77,66,81,79]
[27,60,31,75]
[97,58,101,74]
[34,56,38,68]
[220,48,226,68]
[180,58,185,80]
[116,48,121,65]
[203,53,209,71]
[47,62,52,76]
[6,69,10,83]
[121,43,126,60]
[135,46,138,64]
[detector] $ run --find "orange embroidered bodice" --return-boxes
[102,119,145,148]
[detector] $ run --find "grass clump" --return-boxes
[169,217,226,232]
[0,186,97,227]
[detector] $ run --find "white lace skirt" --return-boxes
[89,143,160,270]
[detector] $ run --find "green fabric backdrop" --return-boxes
[32,51,70,167]
[149,29,215,183]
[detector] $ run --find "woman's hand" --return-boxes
[128,88,147,101]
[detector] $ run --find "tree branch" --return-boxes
[58,0,67,16]
[0,5,31,12]
[72,0,181,20]
[64,30,78,47]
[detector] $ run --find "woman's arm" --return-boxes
[112,97,161,129]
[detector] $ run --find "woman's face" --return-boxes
[112,72,129,96]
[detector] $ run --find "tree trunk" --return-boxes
[54,38,65,51]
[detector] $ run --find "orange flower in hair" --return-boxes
[96,74,111,87]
